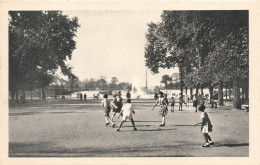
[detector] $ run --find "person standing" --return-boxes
[152,91,168,127]
[185,94,189,107]
[170,96,175,112]
[193,95,198,112]
[195,104,214,147]
[84,93,87,100]
[117,99,137,131]
[101,94,116,127]
[126,91,131,99]
[80,93,83,101]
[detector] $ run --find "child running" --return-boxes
[111,92,123,121]
[152,91,168,127]
[101,94,116,127]
[195,104,214,147]
[117,99,137,132]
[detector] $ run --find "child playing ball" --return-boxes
[195,104,214,147]
[117,99,137,132]
[101,94,116,127]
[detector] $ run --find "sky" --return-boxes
[63,10,178,88]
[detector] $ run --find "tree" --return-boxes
[111,77,118,90]
[98,78,107,90]
[9,11,80,101]
[144,10,248,109]
[160,75,172,89]
[172,72,180,89]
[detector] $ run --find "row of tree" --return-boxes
[145,11,249,109]
[9,11,80,101]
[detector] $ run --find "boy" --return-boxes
[117,99,137,131]
[101,94,116,127]
[152,91,168,127]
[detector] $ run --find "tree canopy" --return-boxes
[144,10,248,109]
[9,11,80,99]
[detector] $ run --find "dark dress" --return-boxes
[112,97,123,113]
[193,98,198,107]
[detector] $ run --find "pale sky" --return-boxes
[64,10,178,88]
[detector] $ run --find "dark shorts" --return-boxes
[112,107,121,113]
[104,107,110,116]
[193,101,197,107]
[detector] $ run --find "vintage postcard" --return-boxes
[0,0,260,165]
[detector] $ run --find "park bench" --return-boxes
[242,104,249,112]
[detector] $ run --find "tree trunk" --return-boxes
[233,80,241,109]
[190,88,193,100]
[201,87,204,95]
[209,86,213,100]
[245,85,249,102]
[11,90,15,101]
[22,89,26,102]
[31,90,33,102]
[218,81,224,106]
[15,90,19,101]
[39,89,42,100]
[241,87,245,104]
[228,87,232,102]
[225,87,227,101]
[195,84,199,98]
[41,88,46,101]
[185,87,188,95]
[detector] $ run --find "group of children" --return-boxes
[101,92,137,131]
[101,91,214,147]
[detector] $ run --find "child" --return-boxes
[152,91,168,127]
[111,92,123,121]
[117,99,137,131]
[101,94,116,127]
[170,97,175,112]
[195,104,214,147]
[193,95,198,112]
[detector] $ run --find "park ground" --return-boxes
[9,99,249,157]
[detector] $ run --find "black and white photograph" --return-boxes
[1,1,260,164]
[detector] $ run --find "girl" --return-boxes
[117,99,137,132]
[195,104,214,147]
[152,91,168,127]
[111,92,123,121]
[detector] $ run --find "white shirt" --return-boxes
[121,103,133,116]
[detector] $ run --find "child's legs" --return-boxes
[130,118,136,128]
[206,133,212,141]
[107,114,115,124]
[104,111,110,123]
[118,120,125,129]
[111,112,116,120]
[161,113,166,124]
[202,133,209,143]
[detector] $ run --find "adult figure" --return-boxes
[126,91,131,99]
[84,93,87,100]
[80,93,83,101]
[193,95,198,112]
[154,93,158,100]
